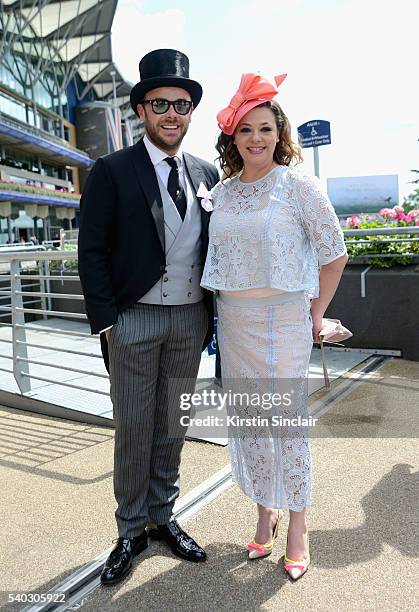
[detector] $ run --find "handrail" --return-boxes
[0,249,76,261]
[344,226,419,237]
[2,231,417,258]
[0,245,47,254]
[0,252,102,398]
[344,226,419,261]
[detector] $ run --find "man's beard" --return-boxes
[145,121,188,153]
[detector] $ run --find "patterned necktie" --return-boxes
[164,157,187,221]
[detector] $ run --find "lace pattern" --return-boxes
[201,166,346,297]
[217,293,313,511]
[224,173,274,214]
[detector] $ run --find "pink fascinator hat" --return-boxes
[217,73,287,136]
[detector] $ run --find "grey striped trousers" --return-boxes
[108,301,208,538]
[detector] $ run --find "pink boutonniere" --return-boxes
[197,182,213,212]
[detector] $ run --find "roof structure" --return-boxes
[0,0,133,108]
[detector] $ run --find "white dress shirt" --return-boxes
[143,133,187,193]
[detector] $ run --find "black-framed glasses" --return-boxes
[141,98,193,115]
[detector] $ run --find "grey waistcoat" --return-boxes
[139,171,204,305]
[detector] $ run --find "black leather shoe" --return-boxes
[147,519,206,562]
[100,532,148,586]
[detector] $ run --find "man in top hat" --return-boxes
[78,49,219,585]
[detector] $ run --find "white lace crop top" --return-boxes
[200,165,347,298]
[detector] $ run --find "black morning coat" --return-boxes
[78,137,220,370]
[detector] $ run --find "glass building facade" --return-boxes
[0,0,140,245]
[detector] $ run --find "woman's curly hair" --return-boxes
[216,100,303,179]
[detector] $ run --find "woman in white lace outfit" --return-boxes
[201,73,348,579]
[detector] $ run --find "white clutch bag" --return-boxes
[318,318,353,388]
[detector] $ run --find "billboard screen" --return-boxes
[327,175,399,215]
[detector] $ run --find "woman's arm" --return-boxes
[310,254,348,341]
[290,171,348,341]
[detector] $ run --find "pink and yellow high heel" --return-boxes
[283,534,310,580]
[246,512,281,560]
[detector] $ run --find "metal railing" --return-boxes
[0,242,45,251]
[0,250,214,406]
[4,235,413,407]
[0,245,47,324]
[0,249,107,397]
[59,229,78,251]
[344,226,419,261]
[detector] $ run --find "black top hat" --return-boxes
[130,49,203,116]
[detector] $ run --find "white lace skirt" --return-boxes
[217,291,313,511]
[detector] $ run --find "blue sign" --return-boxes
[297,120,331,148]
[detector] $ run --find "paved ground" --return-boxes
[0,407,228,597]
[81,437,417,612]
[80,359,418,612]
[0,358,417,611]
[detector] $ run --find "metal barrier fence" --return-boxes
[344,226,419,261]
[0,244,47,324]
[60,228,79,249]
[0,249,105,397]
[0,232,416,402]
[0,249,215,405]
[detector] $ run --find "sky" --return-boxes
[111,0,418,199]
